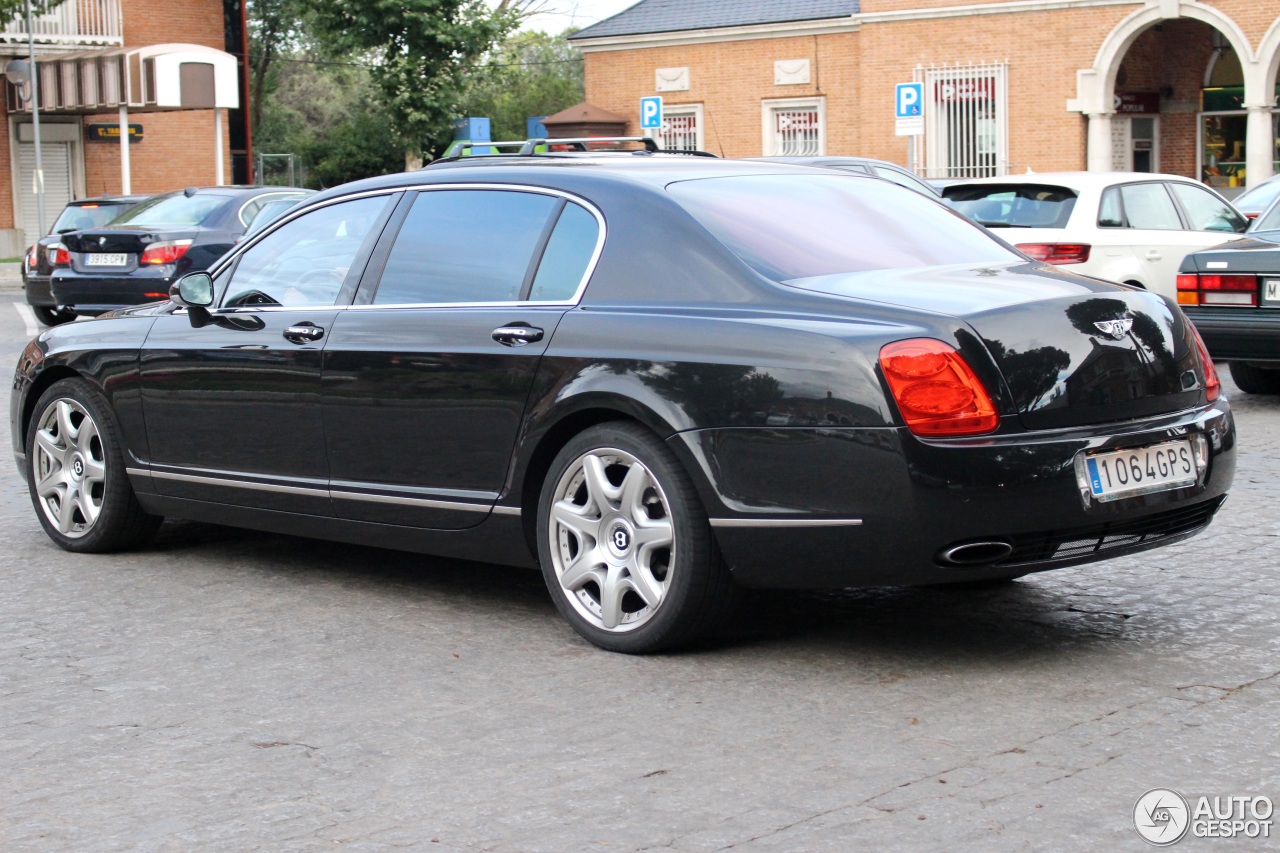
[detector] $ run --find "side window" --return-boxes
[1168,182,1247,233]
[374,190,558,305]
[1098,187,1124,227]
[1118,183,1182,230]
[222,195,388,308]
[529,203,600,302]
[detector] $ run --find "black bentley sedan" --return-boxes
[1178,196,1280,393]
[50,185,310,317]
[11,157,1235,653]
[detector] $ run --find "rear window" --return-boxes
[111,193,226,228]
[942,184,1077,228]
[51,202,135,233]
[1255,200,1280,232]
[1236,177,1280,215]
[667,174,1019,282]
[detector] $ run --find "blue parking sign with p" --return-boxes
[896,83,922,118]
[640,96,662,129]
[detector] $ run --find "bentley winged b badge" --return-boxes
[1094,318,1134,340]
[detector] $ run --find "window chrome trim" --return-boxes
[208,183,606,310]
[708,517,863,528]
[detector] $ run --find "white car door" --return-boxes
[1099,182,1218,300]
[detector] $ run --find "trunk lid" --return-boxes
[62,228,198,274]
[788,262,1204,430]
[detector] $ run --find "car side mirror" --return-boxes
[170,271,214,308]
[169,271,215,327]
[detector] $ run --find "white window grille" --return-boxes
[657,105,704,151]
[913,62,1008,179]
[762,97,825,156]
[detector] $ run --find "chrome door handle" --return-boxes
[492,325,544,347]
[1144,250,1162,260]
[283,323,325,343]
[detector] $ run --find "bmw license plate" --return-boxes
[1079,440,1198,503]
[86,253,128,266]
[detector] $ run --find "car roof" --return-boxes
[307,156,882,205]
[69,194,152,205]
[944,171,1205,192]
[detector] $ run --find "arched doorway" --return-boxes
[1075,2,1275,188]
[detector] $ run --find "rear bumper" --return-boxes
[674,400,1235,588]
[22,273,57,306]
[51,270,174,314]
[1184,307,1280,364]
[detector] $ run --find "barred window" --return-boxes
[762,97,825,157]
[657,105,704,151]
[915,63,1008,179]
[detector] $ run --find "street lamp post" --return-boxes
[4,0,45,240]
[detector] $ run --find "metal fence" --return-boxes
[913,62,1009,179]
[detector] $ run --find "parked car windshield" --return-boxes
[667,174,1019,282]
[942,184,1078,228]
[51,202,135,233]
[1237,177,1280,216]
[110,193,225,228]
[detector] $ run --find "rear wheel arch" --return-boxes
[516,400,721,559]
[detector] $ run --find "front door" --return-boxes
[138,193,396,514]
[322,187,604,529]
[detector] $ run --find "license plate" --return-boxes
[1079,440,1197,503]
[86,253,128,266]
[1265,278,1280,305]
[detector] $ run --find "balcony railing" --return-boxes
[0,0,123,49]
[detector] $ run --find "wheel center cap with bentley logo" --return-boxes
[70,454,85,480]
[606,518,634,558]
[1094,318,1134,340]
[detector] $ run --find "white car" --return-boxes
[942,172,1248,299]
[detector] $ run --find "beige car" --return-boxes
[943,172,1248,299]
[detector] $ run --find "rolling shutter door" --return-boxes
[17,142,74,247]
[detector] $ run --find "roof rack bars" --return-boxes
[431,136,719,164]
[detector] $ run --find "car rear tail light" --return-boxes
[26,244,38,266]
[1245,213,1259,220]
[1176,272,1257,306]
[47,242,69,266]
[879,339,1000,436]
[1187,323,1220,402]
[140,239,193,265]
[1015,242,1091,264]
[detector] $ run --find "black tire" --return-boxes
[32,305,76,326]
[25,377,162,552]
[536,422,739,653]
[1228,361,1280,395]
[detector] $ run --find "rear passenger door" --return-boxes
[321,186,603,529]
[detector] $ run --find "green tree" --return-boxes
[461,29,583,142]
[247,0,314,138]
[254,54,403,188]
[310,0,520,168]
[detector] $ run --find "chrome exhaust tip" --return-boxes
[937,540,1014,566]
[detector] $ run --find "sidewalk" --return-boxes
[0,261,22,293]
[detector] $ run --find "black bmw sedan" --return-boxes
[22,194,151,326]
[1178,197,1280,393]
[11,157,1235,653]
[50,185,310,317]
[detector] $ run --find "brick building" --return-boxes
[570,0,1280,195]
[0,0,250,254]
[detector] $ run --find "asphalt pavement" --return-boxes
[0,279,1276,852]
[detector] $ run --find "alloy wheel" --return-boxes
[32,398,107,538]
[547,447,676,632]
